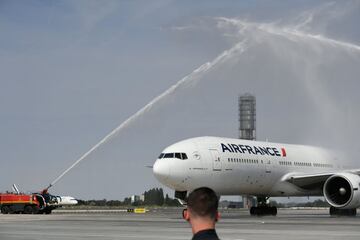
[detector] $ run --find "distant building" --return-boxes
[140,194,145,202]
[131,195,140,203]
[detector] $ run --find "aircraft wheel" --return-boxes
[250,206,277,216]
[23,206,33,214]
[350,208,357,216]
[44,209,52,214]
[8,207,15,214]
[32,206,39,214]
[250,207,256,216]
[344,208,357,216]
[330,207,357,216]
[1,206,10,214]
[271,206,277,216]
[329,206,337,215]
[260,206,268,216]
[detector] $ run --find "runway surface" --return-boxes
[0,208,359,240]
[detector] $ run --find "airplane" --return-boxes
[50,196,78,206]
[153,136,360,216]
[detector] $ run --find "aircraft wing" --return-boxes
[284,169,360,190]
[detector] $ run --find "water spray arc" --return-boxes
[46,14,360,192]
[45,40,248,191]
[217,17,360,52]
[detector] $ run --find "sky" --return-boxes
[1,0,360,200]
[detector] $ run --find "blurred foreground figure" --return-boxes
[183,187,221,240]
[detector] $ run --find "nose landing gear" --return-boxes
[175,191,188,205]
[250,197,277,216]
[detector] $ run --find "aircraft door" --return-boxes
[209,149,221,171]
[265,159,272,174]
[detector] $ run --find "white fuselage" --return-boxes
[47,196,78,206]
[153,136,342,197]
[56,196,78,206]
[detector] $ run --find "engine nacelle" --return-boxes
[323,173,360,209]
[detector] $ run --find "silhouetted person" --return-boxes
[183,187,220,240]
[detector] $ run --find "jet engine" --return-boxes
[323,173,360,209]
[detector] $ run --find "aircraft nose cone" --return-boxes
[153,160,170,183]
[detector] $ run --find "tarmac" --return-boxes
[0,208,359,240]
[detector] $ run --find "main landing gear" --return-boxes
[250,197,277,216]
[329,207,357,216]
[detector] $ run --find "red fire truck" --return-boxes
[0,191,57,214]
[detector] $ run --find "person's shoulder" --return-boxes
[192,229,220,240]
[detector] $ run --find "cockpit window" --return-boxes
[163,153,174,158]
[159,152,188,160]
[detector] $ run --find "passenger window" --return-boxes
[158,153,164,159]
[175,153,181,159]
[163,153,174,158]
[181,153,188,160]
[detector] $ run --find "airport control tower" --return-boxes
[239,94,256,140]
[239,93,256,208]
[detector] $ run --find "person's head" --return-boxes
[183,187,220,224]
